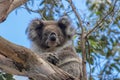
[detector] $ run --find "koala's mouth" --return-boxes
[46,40,59,48]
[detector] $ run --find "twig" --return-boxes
[68,0,83,31]
[86,0,117,37]
[86,39,92,80]
[23,6,39,13]
[23,4,47,20]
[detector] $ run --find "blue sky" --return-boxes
[0,9,40,48]
[0,0,87,80]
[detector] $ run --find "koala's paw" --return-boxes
[47,54,59,65]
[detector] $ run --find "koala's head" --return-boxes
[26,17,75,51]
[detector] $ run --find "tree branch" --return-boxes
[68,0,84,31]
[0,0,27,22]
[68,0,87,80]
[0,54,24,75]
[0,36,78,80]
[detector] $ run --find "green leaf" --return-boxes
[95,11,101,15]
[87,56,94,65]
[0,73,15,80]
[39,0,45,6]
[106,50,112,58]
[111,64,120,72]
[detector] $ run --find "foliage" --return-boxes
[0,72,15,80]
[24,0,66,20]
[85,0,120,79]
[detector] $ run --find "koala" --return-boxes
[26,17,82,79]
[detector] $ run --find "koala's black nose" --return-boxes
[50,33,56,41]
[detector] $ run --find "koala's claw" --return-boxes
[47,54,59,65]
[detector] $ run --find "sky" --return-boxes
[0,0,87,80]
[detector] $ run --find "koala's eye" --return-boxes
[67,35,71,39]
[35,24,43,30]
[43,33,48,36]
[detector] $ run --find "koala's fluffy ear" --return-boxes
[58,16,71,29]
[31,19,44,30]
[26,19,44,33]
[58,16,75,39]
[26,19,44,41]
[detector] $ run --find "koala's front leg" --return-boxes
[47,53,59,65]
[40,53,59,65]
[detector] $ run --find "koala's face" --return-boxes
[27,17,75,50]
[41,24,65,48]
